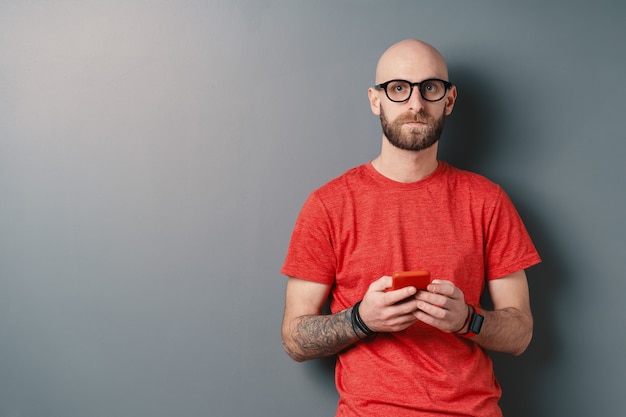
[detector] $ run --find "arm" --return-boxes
[414,269,533,356]
[281,277,355,362]
[281,276,421,362]
[473,270,533,355]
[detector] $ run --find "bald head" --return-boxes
[375,39,449,84]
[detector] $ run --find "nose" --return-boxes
[406,85,426,112]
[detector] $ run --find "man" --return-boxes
[280,39,541,417]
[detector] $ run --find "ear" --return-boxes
[368,87,381,116]
[444,85,457,116]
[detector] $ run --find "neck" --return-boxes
[371,140,439,183]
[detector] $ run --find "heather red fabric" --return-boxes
[282,161,541,417]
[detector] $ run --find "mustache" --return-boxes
[395,112,432,124]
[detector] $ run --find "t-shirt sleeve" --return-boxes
[484,188,541,280]
[281,191,337,284]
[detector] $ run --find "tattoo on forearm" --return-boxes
[287,308,357,361]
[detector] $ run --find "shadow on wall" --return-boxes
[444,65,564,417]
[438,64,500,173]
[306,65,564,417]
[491,198,563,417]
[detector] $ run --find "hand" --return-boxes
[414,279,469,333]
[357,276,422,333]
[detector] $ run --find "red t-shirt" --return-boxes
[282,161,541,417]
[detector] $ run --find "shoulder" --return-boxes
[312,164,371,200]
[295,164,370,221]
[440,162,503,196]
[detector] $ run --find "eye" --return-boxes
[389,81,407,93]
[383,80,412,101]
[422,80,441,93]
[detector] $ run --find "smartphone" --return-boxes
[391,270,431,291]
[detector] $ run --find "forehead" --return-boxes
[375,42,449,83]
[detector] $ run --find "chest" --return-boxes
[329,188,489,306]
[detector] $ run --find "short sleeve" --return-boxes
[281,191,337,284]
[484,188,541,280]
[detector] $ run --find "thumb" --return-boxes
[369,275,393,292]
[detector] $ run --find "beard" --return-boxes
[380,105,446,151]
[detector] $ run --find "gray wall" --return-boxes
[0,1,624,416]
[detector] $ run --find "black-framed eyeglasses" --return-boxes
[374,78,453,103]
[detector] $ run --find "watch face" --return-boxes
[468,313,484,334]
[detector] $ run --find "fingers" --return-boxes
[358,276,421,333]
[359,276,471,334]
[427,279,457,297]
[368,275,393,292]
[415,280,467,333]
[372,299,421,332]
[368,275,418,305]
[362,277,470,334]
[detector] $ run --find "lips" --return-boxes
[398,115,430,124]
[403,120,428,127]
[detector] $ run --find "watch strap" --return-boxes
[460,305,483,339]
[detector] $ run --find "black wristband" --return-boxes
[351,300,377,337]
[350,310,366,340]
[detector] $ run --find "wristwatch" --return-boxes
[460,305,484,338]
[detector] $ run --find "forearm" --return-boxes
[470,307,533,356]
[282,308,361,362]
